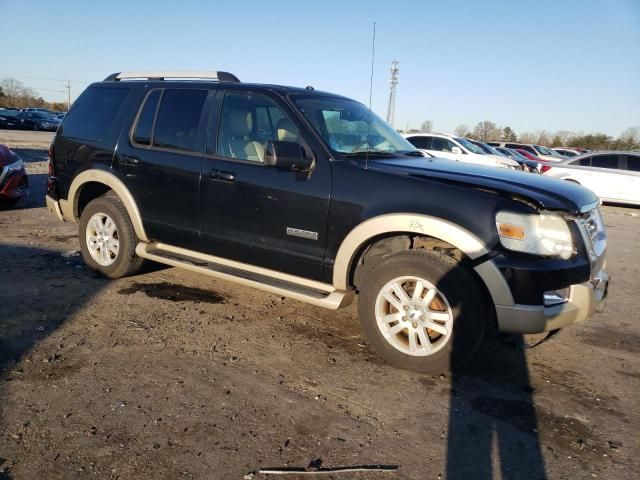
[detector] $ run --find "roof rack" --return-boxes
[103,71,240,83]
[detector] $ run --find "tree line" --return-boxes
[0,78,67,112]
[403,120,640,152]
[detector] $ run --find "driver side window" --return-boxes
[215,92,300,163]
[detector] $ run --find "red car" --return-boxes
[0,144,29,205]
[514,148,552,173]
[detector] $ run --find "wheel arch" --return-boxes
[333,213,489,291]
[60,169,149,242]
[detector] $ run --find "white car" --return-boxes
[488,142,565,162]
[543,151,640,205]
[553,147,585,158]
[404,133,520,169]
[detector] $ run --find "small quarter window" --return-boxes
[133,90,161,145]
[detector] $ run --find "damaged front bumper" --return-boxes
[494,269,609,334]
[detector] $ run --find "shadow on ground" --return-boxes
[442,262,547,479]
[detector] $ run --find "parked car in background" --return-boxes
[553,147,588,157]
[405,133,520,169]
[495,146,544,173]
[54,112,67,120]
[18,111,61,131]
[21,107,53,114]
[0,144,29,205]
[465,139,537,171]
[543,151,640,206]
[488,142,564,162]
[0,110,22,129]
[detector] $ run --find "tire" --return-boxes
[358,249,487,373]
[79,195,145,279]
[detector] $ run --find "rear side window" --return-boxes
[591,155,619,169]
[132,90,161,145]
[153,89,207,152]
[62,87,129,141]
[626,155,640,172]
[571,158,591,166]
[407,136,431,149]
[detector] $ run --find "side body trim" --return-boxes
[333,213,490,290]
[62,169,149,242]
[136,242,353,309]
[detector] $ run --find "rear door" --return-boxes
[577,154,623,201]
[621,154,640,204]
[199,90,331,280]
[115,87,211,248]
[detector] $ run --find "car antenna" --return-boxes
[366,21,376,170]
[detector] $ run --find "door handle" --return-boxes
[119,154,140,166]
[217,171,236,182]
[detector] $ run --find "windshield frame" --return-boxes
[289,94,418,159]
[454,137,486,155]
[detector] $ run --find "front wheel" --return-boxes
[79,195,145,278]
[358,250,487,373]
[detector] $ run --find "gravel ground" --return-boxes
[1,130,639,479]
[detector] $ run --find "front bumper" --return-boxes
[494,269,609,334]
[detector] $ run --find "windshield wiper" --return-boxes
[344,150,398,158]
[401,150,425,157]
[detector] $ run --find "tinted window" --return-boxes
[62,87,129,141]
[626,155,640,172]
[591,155,619,169]
[153,89,207,152]
[571,157,591,166]
[216,92,300,162]
[431,137,456,152]
[132,90,161,145]
[407,136,432,149]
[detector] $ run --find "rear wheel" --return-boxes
[358,249,487,373]
[79,196,144,278]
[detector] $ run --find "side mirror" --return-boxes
[451,146,462,155]
[264,141,312,171]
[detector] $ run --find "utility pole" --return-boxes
[66,80,71,110]
[385,60,399,127]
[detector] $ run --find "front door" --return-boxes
[199,91,331,281]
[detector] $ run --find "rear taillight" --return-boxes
[540,165,552,173]
[47,143,57,192]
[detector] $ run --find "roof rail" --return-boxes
[103,71,240,83]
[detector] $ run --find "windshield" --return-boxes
[293,96,416,156]
[454,137,486,154]
[505,148,529,161]
[534,145,561,157]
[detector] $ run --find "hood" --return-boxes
[369,156,598,214]
[487,154,520,168]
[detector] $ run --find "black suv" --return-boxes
[46,71,609,373]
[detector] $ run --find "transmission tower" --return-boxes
[386,60,400,127]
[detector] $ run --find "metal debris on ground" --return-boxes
[253,459,399,475]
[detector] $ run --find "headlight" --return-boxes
[496,211,574,259]
[7,158,24,172]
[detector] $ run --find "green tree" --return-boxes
[502,126,517,142]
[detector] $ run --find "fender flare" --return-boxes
[59,169,149,242]
[332,213,490,290]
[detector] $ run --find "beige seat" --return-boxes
[276,118,299,142]
[221,109,265,162]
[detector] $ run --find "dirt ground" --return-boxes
[1,130,639,480]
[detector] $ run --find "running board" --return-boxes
[135,242,354,310]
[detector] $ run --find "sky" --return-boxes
[1,0,639,136]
